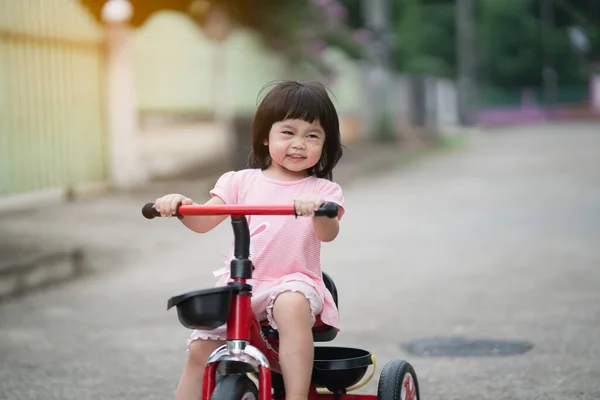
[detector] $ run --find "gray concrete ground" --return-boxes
[1,122,599,400]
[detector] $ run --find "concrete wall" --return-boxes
[130,11,367,179]
[435,78,459,128]
[392,74,459,138]
[139,122,230,179]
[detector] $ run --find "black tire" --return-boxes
[377,360,420,400]
[210,374,258,400]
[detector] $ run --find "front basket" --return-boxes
[167,286,235,330]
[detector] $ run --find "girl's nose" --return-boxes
[292,138,306,149]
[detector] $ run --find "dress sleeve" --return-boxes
[209,171,239,204]
[317,180,345,220]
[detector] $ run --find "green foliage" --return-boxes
[478,0,544,86]
[391,0,599,87]
[393,2,456,77]
[320,30,364,60]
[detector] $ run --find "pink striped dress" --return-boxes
[188,168,345,344]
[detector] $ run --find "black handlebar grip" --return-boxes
[314,202,339,218]
[142,202,160,219]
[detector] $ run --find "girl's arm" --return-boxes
[294,193,342,242]
[181,196,228,234]
[312,215,340,242]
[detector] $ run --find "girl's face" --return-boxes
[263,118,325,180]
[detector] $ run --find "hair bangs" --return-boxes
[281,85,333,125]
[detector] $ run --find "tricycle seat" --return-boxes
[260,315,338,342]
[260,272,339,342]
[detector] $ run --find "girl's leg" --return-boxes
[272,292,315,400]
[175,339,225,400]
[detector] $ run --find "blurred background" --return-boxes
[1,1,600,399]
[1,0,598,199]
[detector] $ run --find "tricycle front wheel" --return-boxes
[211,374,258,400]
[377,360,419,400]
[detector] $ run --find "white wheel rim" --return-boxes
[241,392,256,400]
[400,373,417,400]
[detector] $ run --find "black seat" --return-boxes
[322,271,338,309]
[261,272,339,342]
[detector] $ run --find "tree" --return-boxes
[385,0,598,86]
[541,0,600,63]
[478,0,593,87]
[80,0,370,77]
[393,0,456,77]
[477,0,545,87]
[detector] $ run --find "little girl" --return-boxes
[154,80,345,400]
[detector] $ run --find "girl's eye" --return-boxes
[282,131,293,135]
[308,134,319,139]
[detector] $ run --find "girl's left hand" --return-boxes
[294,194,325,217]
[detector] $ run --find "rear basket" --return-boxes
[311,346,373,392]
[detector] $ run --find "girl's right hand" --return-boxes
[154,194,193,217]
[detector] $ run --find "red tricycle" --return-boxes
[142,201,419,400]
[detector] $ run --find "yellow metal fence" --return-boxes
[0,0,107,197]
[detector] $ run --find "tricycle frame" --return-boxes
[142,202,418,400]
[199,208,370,400]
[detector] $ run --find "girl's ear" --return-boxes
[263,139,268,146]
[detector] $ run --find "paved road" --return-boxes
[1,122,599,400]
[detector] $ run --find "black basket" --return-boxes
[311,347,373,392]
[167,286,235,330]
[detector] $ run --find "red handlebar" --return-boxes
[141,202,338,219]
[175,204,295,216]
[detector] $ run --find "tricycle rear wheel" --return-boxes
[211,374,258,400]
[377,360,419,400]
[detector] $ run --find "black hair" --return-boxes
[248,80,343,181]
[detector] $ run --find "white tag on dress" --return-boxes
[212,266,228,277]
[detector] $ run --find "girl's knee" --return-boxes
[187,339,223,369]
[272,292,312,327]
[274,291,310,312]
